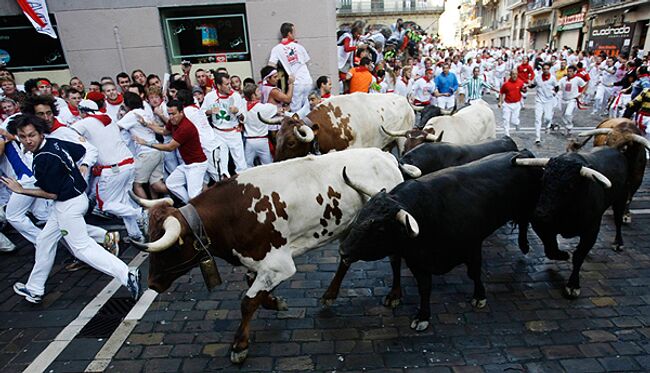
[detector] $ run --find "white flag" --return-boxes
[16,0,58,39]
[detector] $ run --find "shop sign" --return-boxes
[557,11,585,26]
[588,23,634,56]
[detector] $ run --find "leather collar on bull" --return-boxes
[179,204,223,291]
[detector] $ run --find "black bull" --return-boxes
[399,136,518,179]
[331,151,544,331]
[525,147,628,299]
[321,137,520,306]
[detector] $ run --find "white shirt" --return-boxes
[57,104,82,126]
[105,102,122,123]
[116,109,158,155]
[411,77,435,103]
[394,77,413,98]
[558,76,586,101]
[533,74,558,103]
[201,90,246,130]
[48,124,98,167]
[600,64,617,86]
[244,102,278,138]
[72,115,133,166]
[184,104,219,152]
[269,40,313,86]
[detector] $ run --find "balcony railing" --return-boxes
[589,0,623,9]
[528,0,552,11]
[336,0,445,14]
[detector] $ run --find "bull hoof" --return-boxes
[623,213,631,224]
[410,319,430,331]
[320,297,335,307]
[383,295,401,309]
[230,348,249,364]
[563,286,581,299]
[612,243,624,253]
[471,298,487,309]
[275,297,289,311]
[546,250,570,261]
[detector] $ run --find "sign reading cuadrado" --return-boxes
[588,23,634,57]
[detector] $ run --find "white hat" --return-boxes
[78,99,99,112]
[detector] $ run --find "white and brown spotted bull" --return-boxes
[382,99,496,152]
[129,148,404,363]
[258,92,415,161]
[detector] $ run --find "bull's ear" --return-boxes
[292,113,300,121]
[312,123,319,136]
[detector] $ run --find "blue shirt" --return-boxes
[33,138,87,201]
[435,72,459,95]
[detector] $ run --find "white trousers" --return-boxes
[559,99,577,130]
[204,144,230,182]
[214,129,247,173]
[245,138,273,167]
[437,96,455,111]
[593,85,614,113]
[534,99,555,141]
[291,84,312,112]
[26,194,128,296]
[502,102,521,137]
[6,183,51,244]
[96,164,142,238]
[166,161,208,203]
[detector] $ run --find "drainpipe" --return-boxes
[548,8,556,49]
[114,26,127,72]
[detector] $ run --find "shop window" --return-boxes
[0,16,67,72]
[160,4,250,64]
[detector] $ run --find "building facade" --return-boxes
[336,0,445,34]
[0,0,338,89]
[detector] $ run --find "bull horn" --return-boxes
[342,166,379,197]
[513,158,550,167]
[396,209,419,238]
[381,125,409,137]
[424,130,443,142]
[399,163,422,178]
[128,190,173,209]
[257,112,284,125]
[577,128,612,137]
[136,216,182,252]
[409,100,425,112]
[293,125,315,142]
[628,134,650,149]
[580,167,612,188]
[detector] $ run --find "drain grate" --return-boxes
[78,297,136,338]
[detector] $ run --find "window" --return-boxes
[0,16,67,72]
[161,4,250,64]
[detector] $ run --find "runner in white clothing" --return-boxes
[242,83,275,167]
[72,99,144,241]
[557,66,587,135]
[201,73,248,173]
[529,63,558,144]
[268,23,313,112]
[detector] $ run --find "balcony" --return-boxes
[336,0,445,16]
[589,0,624,9]
[505,0,526,9]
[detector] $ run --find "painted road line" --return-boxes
[24,252,149,373]
[85,289,159,372]
[604,209,650,216]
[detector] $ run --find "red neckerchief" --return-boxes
[542,73,550,81]
[401,77,409,85]
[322,93,331,99]
[88,113,112,126]
[106,93,123,106]
[423,76,431,83]
[217,90,234,99]
[50,118,66,132]
[67,102,80,116]
[247,100,259,111]
[280,38,296,45]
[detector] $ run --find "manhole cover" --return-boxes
[78,297,135,338]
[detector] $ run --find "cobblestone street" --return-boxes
[2,94,650,372]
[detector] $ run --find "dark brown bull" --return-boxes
[381,125,444,153]
[570,118,650,227]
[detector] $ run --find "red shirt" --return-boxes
[166,117,207,164]
[500,79,525,103]
[517,64,535,83]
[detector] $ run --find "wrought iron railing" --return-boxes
[336,0,445,14]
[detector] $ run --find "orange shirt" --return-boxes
[348,66,373,93]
